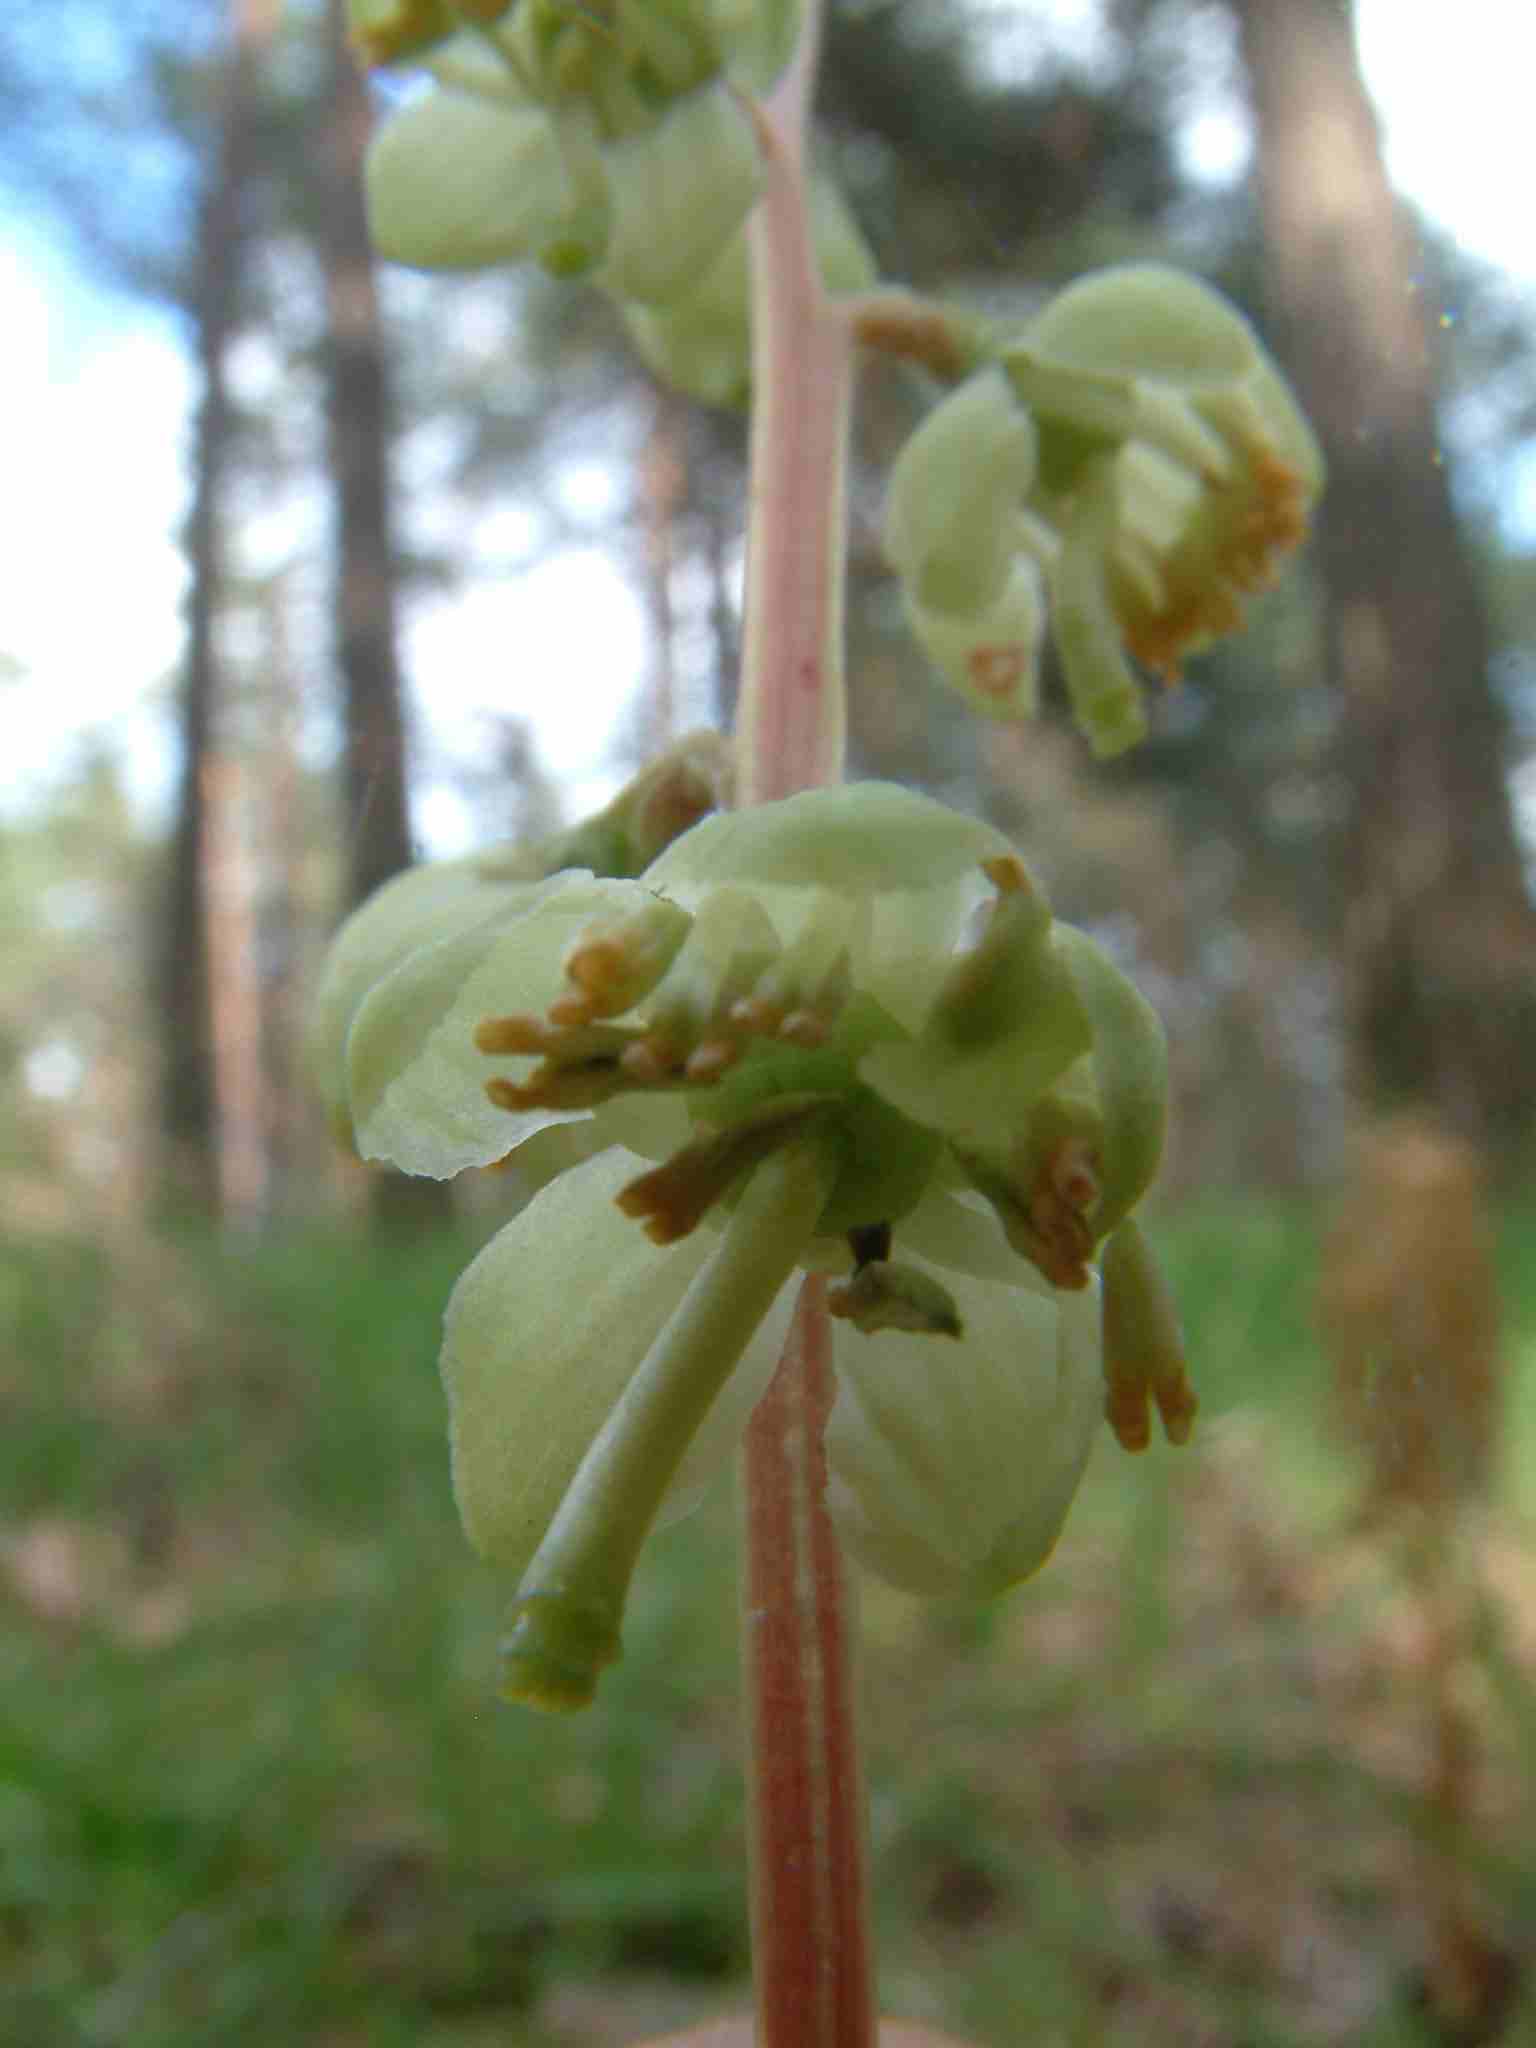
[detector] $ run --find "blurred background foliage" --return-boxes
[3,1,1536,2041]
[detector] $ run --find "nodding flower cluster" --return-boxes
[312,756,1194,1709]
[348,0,873,405]
[884,264,1323,755]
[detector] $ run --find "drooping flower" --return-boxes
[349,0,799,300]
[314,777,1194,1709]
[883,264,1324,756]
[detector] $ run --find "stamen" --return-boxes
[547,992,598,1028]
[475,1014,553,1056]
[956,1132,1101,1292]
[1100,1216,1197,1454]
[486,1063,625,1113]
[615,1094,837,1246]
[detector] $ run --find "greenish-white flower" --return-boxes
[884,264,1324,756]
[315,780,1193,1708]
[351,0,798,294]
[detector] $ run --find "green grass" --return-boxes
[1,1198,1534,2044]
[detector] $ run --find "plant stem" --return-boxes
[732,3,877,2040]
[741,1279,876,2048]
[734,16,853,806]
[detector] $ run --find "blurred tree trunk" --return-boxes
[1231,0,1536,1155]
[156,0,278,1219]
[316,0,451,1230]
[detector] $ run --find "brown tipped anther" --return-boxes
[566,938,629,998]
[615,1094,835,1247]
[474,1014,549,1056]
[615,1162,712,1246]
[485,1075,535,1112]
[777,1009,828,1048]
[547,992,597,1029]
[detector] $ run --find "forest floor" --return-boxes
[2,1194,1535,2047]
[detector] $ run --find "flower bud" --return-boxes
[365,91,601,272]
[622,170,877,408]
[596,81,763,308]
[884,366,1038,616]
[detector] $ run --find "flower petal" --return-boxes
[442,1147,794,1582]
[347,873,664,1175]
[825,1259,1102,1596]
[902,557,1046,721]
[644,784,1017,1035]
[308,851,545,1148]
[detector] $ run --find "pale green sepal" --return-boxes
[1018,264,1260,388]
[825,1259,1102,1596]
[1006,264,1253,485]
[308,853,544,1148]
[1054,926,1168,1234]
[366,92,580,272]
[903,558,1045,720]
[489,1143,832,1709]
[712,0,803,95]
[859,897,1091,1147]
[347,873,655,1175]
[596,81,762,308]
[444,1149,675,1582]
[884,366,1037,615]
[1049,493,1150,758]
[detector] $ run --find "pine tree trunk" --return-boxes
[316,0,452,1231]
[1231,0,1536,1155]
[156,0,278,1220]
